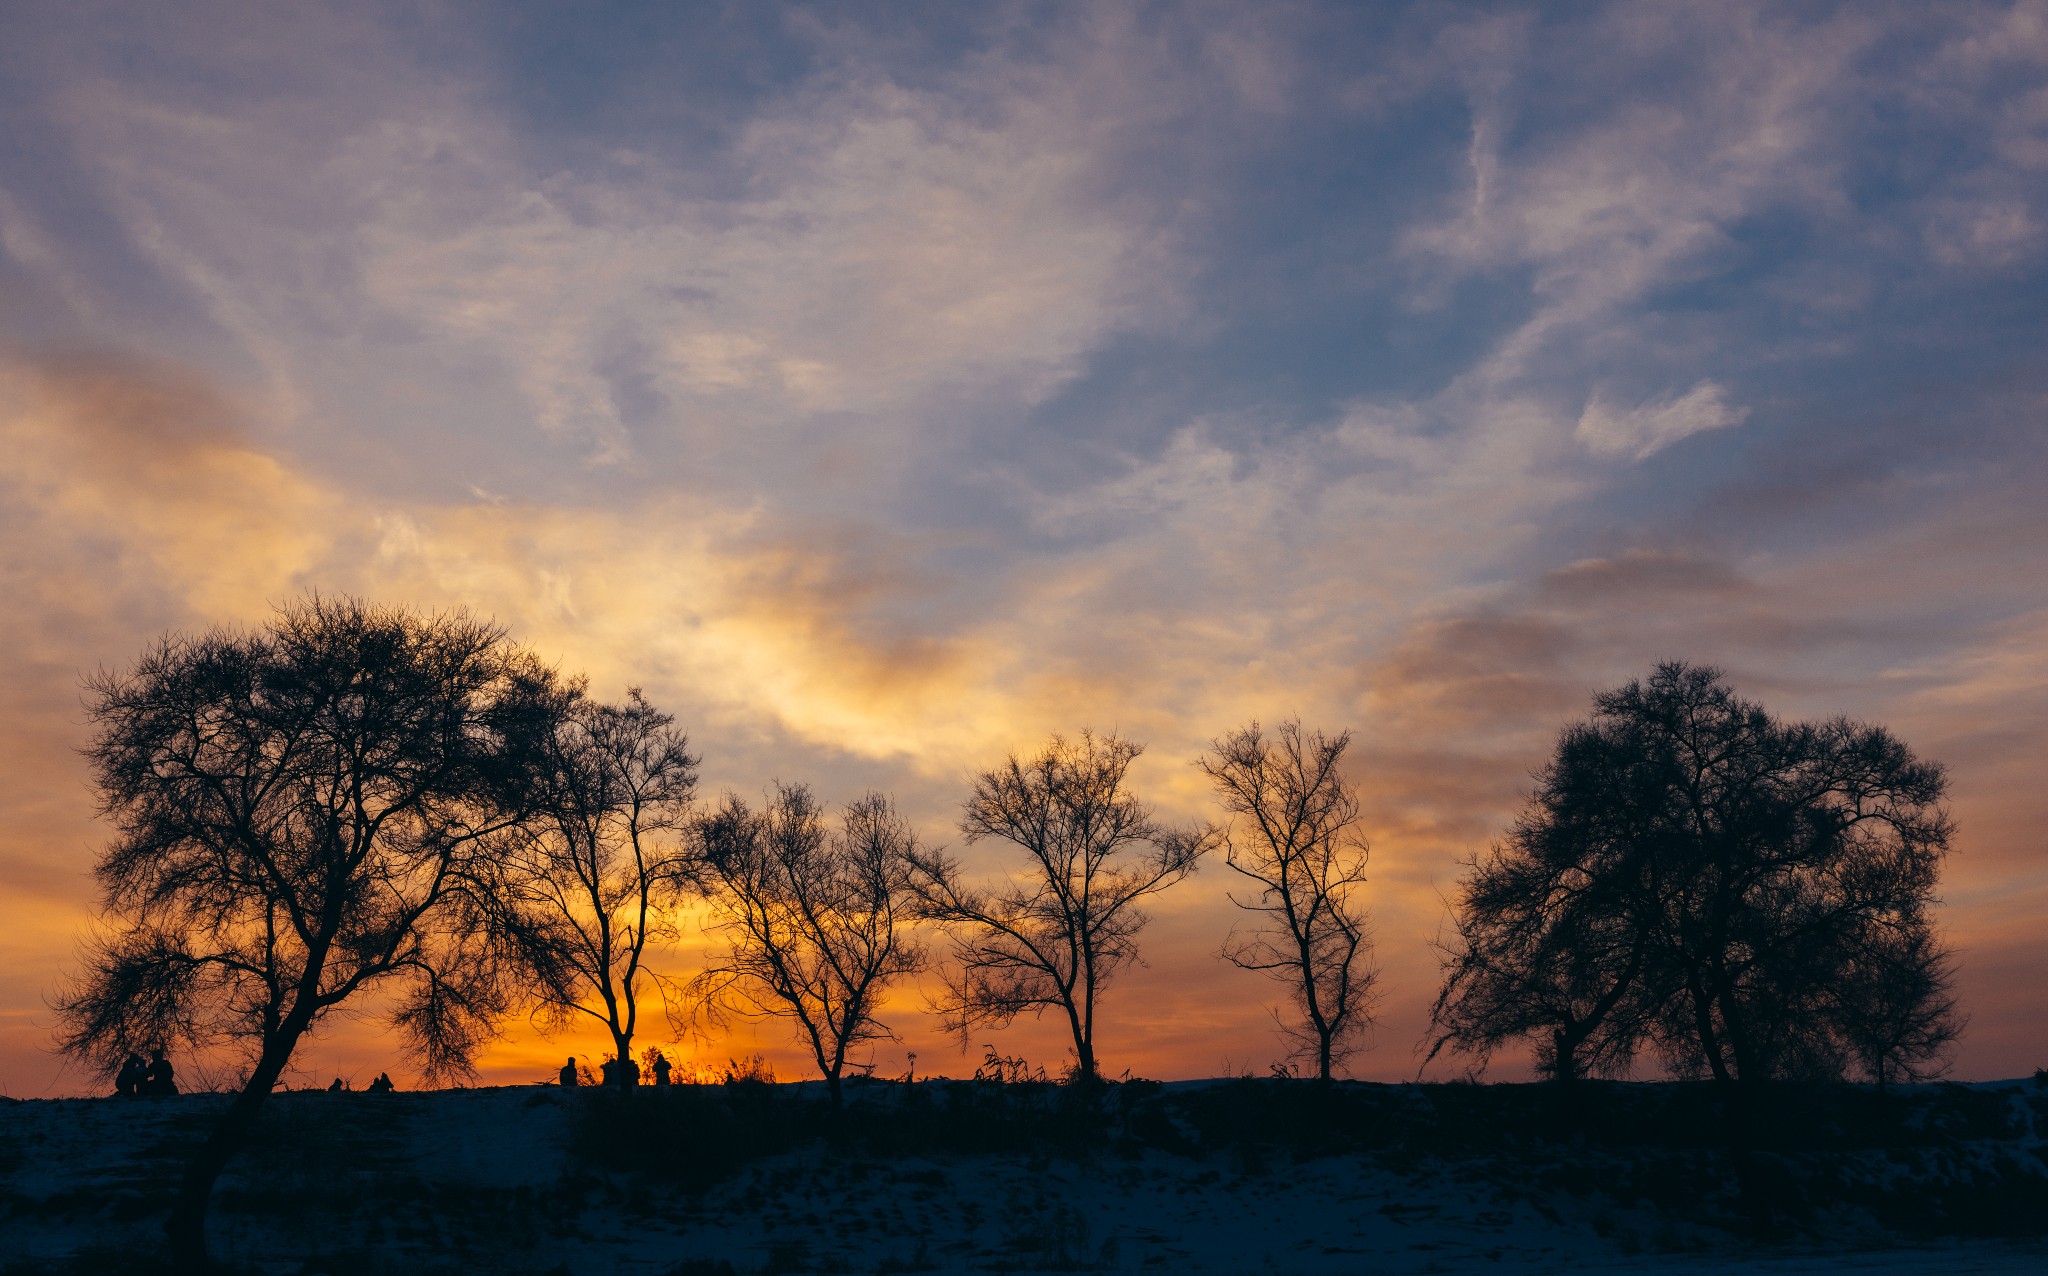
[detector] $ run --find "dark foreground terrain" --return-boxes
[2,1075,2044,1274]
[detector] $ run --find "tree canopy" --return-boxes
[56,596,562,1266]
[1427,662,1959,1086]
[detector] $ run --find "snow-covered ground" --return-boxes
[2,1080,2043,1274]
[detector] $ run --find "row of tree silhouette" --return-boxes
[53,597,1959,1270]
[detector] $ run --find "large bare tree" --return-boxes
[1422,710,1668,1083]
[55,596,558,1270]
[496,687,698,1081]
[690,784,927,1107]
[1427,662,1960,1088]
[1200,720,1377,1080]
[906,731,1212,1081]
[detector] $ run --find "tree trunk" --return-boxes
[1551,1026,1581,1084]
[1062,995,1095,1081]
[165,1038,298,1272]
[612,1031,636,1086]
[1687,975,1733,1084]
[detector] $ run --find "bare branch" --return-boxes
[1200,720,1378,1080]
[690,785,928,1106]
[908,730,1213,1080]
[490,686,700,1077]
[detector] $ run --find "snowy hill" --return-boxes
[2,1077,2045,1274]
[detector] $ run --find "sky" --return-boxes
[1,0,2044,1097]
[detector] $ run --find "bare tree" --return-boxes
[496,687,698,1082]
[905,730,1212,1081]
[54,596,558,1270]
[1200,720,1377,1080]
[1830,919,1963,1091]
[690,784,927,1107]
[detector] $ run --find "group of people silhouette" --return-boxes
[559,1049,673,1088]
[112,1049,176,1097]
[109,1045,690,1098]
[113,1047,693,1097]
[110,1049,412,1098]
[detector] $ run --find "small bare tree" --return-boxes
[905,730,1212,1081]
[54,596,556,1270]
[1200,720,1377,1080]
[1833,923,1963,1092]
[495,687,698,1081]
[689,784,927,1107]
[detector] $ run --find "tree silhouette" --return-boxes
[689,784,926,1108]
[1427,662,1959,1087]
[54,596,558,1269]
[1425,704,1670,1082]
[906,731,1212,1081]
[1831,923,1963,1091]
[1200,720,1377,1080]
[495,687,698,1083]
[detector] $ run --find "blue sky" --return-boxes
[2,0,2045,1092]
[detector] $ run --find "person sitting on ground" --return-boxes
[115,1052,145,1098]
[651,1051,672,1088]
[559,1056,579,1087]
[599,1056,618,1088]
[145,1048,177,1096]
[368,1072,395,1093]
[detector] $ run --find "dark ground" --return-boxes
[2,1075,2044,1274]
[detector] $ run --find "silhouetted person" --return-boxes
[559,1056,579,1087]
[115,1052,146,1098]
[599,1057,618,1088]
[328,1077,345,1092]
[619,1055,640,1088]
[145,1048,177,1096]
[652,1052,671,1087]
[368,1072,394,1093]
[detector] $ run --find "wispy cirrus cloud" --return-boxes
[1576,380,1750,459]
[14,2,1221,498]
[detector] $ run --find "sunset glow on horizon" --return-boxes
[3,1,2046,1099]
